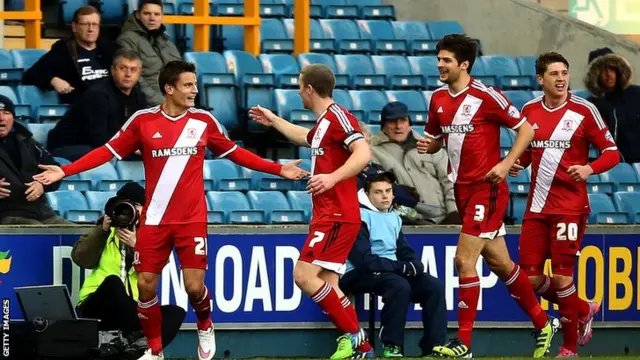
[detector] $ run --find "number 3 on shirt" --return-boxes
[194,236,208,255]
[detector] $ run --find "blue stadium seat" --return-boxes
[85,191,117,211]
[274,0,322,18]
[297,53,348,87]
[319,19,371,54]
[634,163,640,180]
[283,19,334,53]
[599,163,640,192]
[100,0,126,24]
[259,54,300,88]
[312,0,358,18]
[298,146,312,159]
[481,56,533,90]
[356,20,407,55]
[278,158,311,190]
[0,49,22,83]
[78,162,127,191]
[259,1,288,18]
[509,196,527,224]
[426,21,464,40]
[371,55,422,89]
[613,192,640,223]
[588,193,628,224]
[333,89,363,120]
[347,0,395,19]
[286,190,312,222]
[466,58,497,88]
[46,190,99,223]
[515,55,537,85]
[10,49,46,70]
[586,174,613,195]
[504,91,534,111]
[349,90,387,123]
[407,56,441,89]
[500,126,514,147]
[183,51,229,99]
[260,19,293,53]
[274,89,314,125]
[201,75,239,131]
[246,191,305,224]
[54,156,71,165]
[115,161,145,184]
[0,86,19,105]
[391,21,435,55]
[26,123,55,147]
[61,0,88,23]
[203,159,250,191]
[506,167,530,195]
[241,166,296,191]
[334,55,385,89]
[223,50,274,122]
[570,89,591,99]
[422,90,433,107]
[384,90,428,123]
[16,85,67,123]
[207,191,265,224]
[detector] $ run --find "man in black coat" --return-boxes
[584,48,640,164]
[47,48,147,162]
[0,95,69,224]
[22,6,115,105]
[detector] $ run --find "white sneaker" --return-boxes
[197,323,216,360]
[137,348,164,360]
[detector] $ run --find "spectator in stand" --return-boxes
[584,48,640,164]
[370,101,460,225]
[23,6,115,105]
[47,49,147,162]
[0,95,70,225]
[117,0,182,106]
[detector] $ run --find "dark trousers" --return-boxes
[77,275,185,348]
[340,271,447,354]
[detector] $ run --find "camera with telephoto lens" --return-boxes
[104,196,139,230]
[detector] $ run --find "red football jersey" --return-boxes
[106,106,237,225]
[425,79,527,184]
[522,94,618,216]
[305,103,364,224]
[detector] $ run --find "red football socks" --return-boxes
[555,283,579,353]
[536,276,590,318]
[457,276,480,347]
[340,296,372,352]
[190,286,212,331]
[504,264,548,330]
[137,296,163,355]
[312,282,358,334]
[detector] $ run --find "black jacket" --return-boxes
[0,122,60,220]
[585,54,640,164]
[22,38,117,104]
[47,78,148,150]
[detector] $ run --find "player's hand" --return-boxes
[24,181,44,202]
[116,227,136,248]
[485,161,510,184]
[279,159,310,180]
[307,173,338,195]
[567,164,594,182]
[33,164,65,185]
[416,136,432,154]
[248,105,277,127]
[0,178,11,199]
[102,215,112,231]
[509,159,524,177]
[50,77,74,95]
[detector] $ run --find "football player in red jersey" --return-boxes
[510,52,619,357]
[249,64,374,359]
[34,60,308,360]
[417,34,559,358]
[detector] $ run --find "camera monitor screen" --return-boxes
[14,285,78,322]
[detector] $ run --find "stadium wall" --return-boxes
[387,0,640,91]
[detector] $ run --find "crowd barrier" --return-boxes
[0,225,638,329]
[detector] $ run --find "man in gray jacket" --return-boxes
[370,102,459,224]
[117,0,182,105]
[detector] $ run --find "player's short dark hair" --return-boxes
[112,48,141,66]
[138,0,164,12]
[535,52,570,76]
[158,60,196,95]
[300,64,335,98]
[436,34,478,73]
[72,5,101,23]
[364,174,394,193]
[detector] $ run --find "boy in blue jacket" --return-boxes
[340,168,447,357]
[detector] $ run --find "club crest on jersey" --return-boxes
[187,128,197,139]
[461,105,472,117]
[562,119,573,131]
[151,146,199,157]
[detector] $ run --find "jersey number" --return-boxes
[474,205,485,222]
[194,237,208,255]
[556,223,578,241]
[309,231,325,248]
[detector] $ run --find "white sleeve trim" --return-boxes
[424,131,442,139]
[217,144,238,159]
[105,143,122,160]
[602,146,618,152]
[344,133,364,147]
[511,117,527,130]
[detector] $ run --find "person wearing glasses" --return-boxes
[23,6,116,104]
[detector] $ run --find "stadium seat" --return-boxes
[183,52,229,99]
[260,19,293,53]
[588,193,628,224]
[509,196,527,224]
[223,50,274,121]
[246,191,305,224]
[54,157,71,165]
[384,90,428,123]
[468,58,497,88]
[334,55,385,89]
[425,21,464,40]
[506,167,530,195]
[46,190,100,223]
[201,74,239,130]
[259,1,288,18]
[633,163,640,180]
[599,163,640,192]
[203,159,250,191]
[259,54,300,88]
[356,20,407,55]
[319,19,372,54]
[283,19,334,53]
[503,90,534,111]
[500,126,514,147]
[297,53,348,87]
[274,89,314,125]
[391,21,436,55]
[78,162,127,191]
[371,55,422,89]
[586,174,614,195]
[407,56,441,89]
[16,85,67,123]
[313,0,358,18]
[85,191,117,211]
[0,49,22,83]
[287,190,312,222]
[298,146,312,159]
[278,159,311,190]
[100,0,126,24]
[26,123,55,147]
[115,161,145,184]
[333,89,362,120]
[481,56,533,90]
[241,166,296,191]
[349,90,387,123]
[0,86,29,121]
[61,0,88,23]
[207,191,265,224]
[613,192,640,223]
[570,89,590,99]
[347,0,395,19]
[515,55,537,85]
[10,49,46,70]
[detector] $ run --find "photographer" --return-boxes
[72,182,185,356]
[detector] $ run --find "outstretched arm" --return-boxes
[34,146,114,185]
[249,105,310,147]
